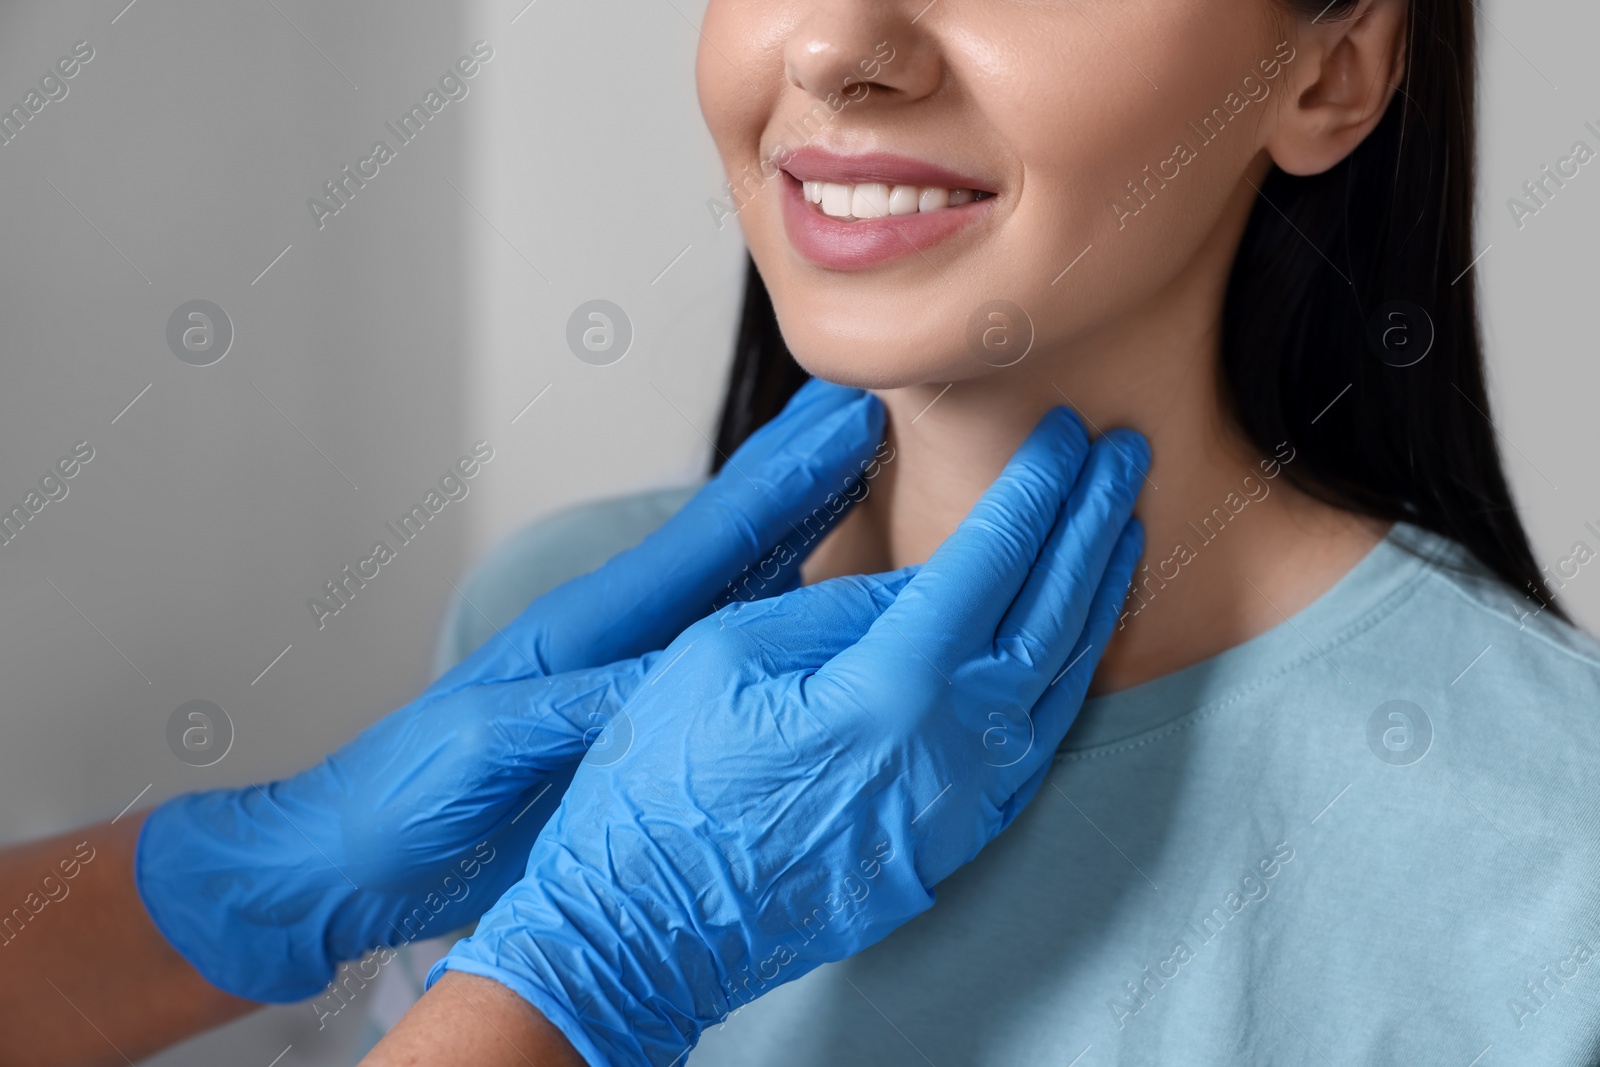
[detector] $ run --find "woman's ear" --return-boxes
[1266,0,1408,176]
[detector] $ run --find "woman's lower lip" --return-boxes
[779,172,995,272]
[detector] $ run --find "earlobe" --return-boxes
[1264,0,1408,177]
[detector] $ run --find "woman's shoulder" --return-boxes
[1394,521,1600,695]
[433,484,700,674]
[1366,524,1600,798]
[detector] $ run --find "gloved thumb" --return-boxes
[708,566,919,671]
[338,653,659,887]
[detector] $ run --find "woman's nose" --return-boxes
[782,2,942,106]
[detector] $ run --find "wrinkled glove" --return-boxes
[431,407,1149,1065]
[135,378,888,1002]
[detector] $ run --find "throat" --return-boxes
[800,380,1388,698]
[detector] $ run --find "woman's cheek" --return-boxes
[695,4,781,168]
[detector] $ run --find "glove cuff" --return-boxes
[134,787,353,1002]
[431,864,707,1067]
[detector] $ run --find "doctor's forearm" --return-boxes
[0,815,255,1066]
[360,971,587,1067]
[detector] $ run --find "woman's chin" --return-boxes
[789,348,991,393]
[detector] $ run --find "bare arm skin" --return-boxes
[0,820,594,1067]
[360,971,587,1067]
[0,815,256,1067]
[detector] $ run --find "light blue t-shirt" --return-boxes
[375,488,1600,1066]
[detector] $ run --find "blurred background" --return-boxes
[0,0,1594,1063]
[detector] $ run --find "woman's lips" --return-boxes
[779,147,999,192]
[779,171,997,272]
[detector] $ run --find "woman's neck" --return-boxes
[800,183,1388,695]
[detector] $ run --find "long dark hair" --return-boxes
[711,0,1567,624]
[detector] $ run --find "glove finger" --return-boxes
[710,566,918,672]
[343,655,658,883]
[818,407,1089,687]
[487,653,662,768]
[1007,517,1143,791]
[475,381,885,682]
[996,744,1055,838]
[992,429,1148,706]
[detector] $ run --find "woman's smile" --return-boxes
[778,145,1001,270]
[695,0,1281,389]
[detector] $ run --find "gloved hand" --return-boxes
[135,378,889,1003]
[430,407,1149,1066]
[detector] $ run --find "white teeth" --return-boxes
[851,183,891,219]
[808,180,988,220]
[820,182,853,217]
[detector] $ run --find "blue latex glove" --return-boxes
[134,378,889,1003]
[430,407,1149,1066]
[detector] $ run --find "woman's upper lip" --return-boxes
[776,145,999,194]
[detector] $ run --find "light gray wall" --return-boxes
[0,1,1592,1065]
[0,0,730,1063]
[1474,7,1600,629]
